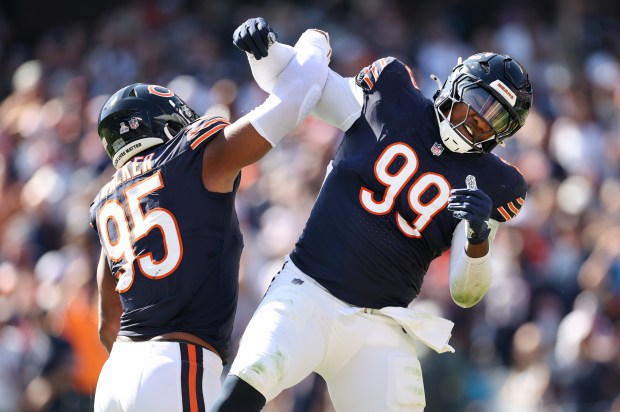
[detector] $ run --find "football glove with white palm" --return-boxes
[447,188,493,244]
[233,17,278,60]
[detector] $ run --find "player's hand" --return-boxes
[447,188,492,244]
[233,17,278,60]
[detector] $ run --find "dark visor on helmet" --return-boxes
[463,87,511,133]
[456,77,519,138]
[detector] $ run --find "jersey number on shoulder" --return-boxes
[97,171,183,292]
[360,143,450,238]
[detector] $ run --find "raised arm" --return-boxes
[234,17,363,132]
[201,28,330,192]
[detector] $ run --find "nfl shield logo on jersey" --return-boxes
[431,142,444,156]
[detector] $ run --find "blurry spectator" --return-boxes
[0,0,619,410]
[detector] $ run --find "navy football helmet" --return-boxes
[432,52,533,154]
[98,83,199,168]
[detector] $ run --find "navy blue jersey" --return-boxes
[290,58,526,309]
[89,116,241,363]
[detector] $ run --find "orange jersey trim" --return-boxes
[186,116,230,150]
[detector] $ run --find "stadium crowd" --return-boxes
[0,0,619,411]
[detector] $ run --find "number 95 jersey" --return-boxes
[89,116,241,363]
[290,58,526,309]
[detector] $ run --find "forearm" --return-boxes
[449,220,499,307]
[248,40,362,131]
[247,42,296,93]
[243,30,330,146]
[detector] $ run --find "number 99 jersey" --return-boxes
[89,116,241,363]
[290,58,526,309]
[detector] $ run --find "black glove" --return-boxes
[447,188,493,244]
[233,17,278,60]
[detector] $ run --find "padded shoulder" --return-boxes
[355,57,420,92]
[184,116,230,150]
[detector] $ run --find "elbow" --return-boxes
[448,250,493,308]
[98,330,112,353]
[450,291,485,308]
[98,329,112,351]
[450,282,490,308]
[279,82,323,127]
[98,322,119,353]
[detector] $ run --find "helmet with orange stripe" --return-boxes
[432,52,533,154]
[98,83,199,169]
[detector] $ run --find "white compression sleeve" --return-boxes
[448,219,499,308]
[311,71,362,131]
[243,30,330,146]
[247,42,296,93]
[248,40,362,132]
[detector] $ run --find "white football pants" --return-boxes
[95,340,222,412]
[229,259,441,411]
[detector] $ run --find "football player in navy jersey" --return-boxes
[211,18,533,412]
[89,26,331,412]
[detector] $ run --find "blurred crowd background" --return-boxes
[1,0,619,411]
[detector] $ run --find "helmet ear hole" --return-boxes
[164,122,184,139]
[163,124,176,140]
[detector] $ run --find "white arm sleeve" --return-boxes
[448,219,500,308]
[243,30,330,146]
[248,42,363,132]
[247,42,296,93]
[311,71,363,131]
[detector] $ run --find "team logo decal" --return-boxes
[129,117,141,129]
[147,85,174,97]
[119,122,129,134]
[490,80,517,106]
[431,142,444,156]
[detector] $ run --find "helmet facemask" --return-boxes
[161,99,198,139]
[432,53,531,154]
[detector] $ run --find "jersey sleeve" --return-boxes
[184,116,230,151]
[490,168,527,222]
[355,57,420,92]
